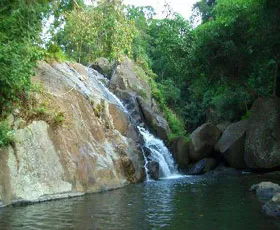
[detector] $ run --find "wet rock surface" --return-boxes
[186,158,217,175]
[147,161,160,180]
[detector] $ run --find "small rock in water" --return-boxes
[147,161,159,180]
[143,146,153,158]
[263,193,280,217]
[250,182,280,201]
[251,182,280,217]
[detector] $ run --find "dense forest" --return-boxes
[1,0,279,146]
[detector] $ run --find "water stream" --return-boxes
[138,126,180,179]
[88,67,180,180]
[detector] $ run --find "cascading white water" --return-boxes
[138,127,180,179]
[87,67,180,180]
[88,68,128,113]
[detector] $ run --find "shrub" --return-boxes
[0,121,14,148]
[45,43,67,62]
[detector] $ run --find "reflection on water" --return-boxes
[1,174,280,230]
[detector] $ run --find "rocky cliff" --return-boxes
[0,60,164,207]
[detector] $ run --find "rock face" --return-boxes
[245,98,280,169]
[171,137,189,169]
[189,123,221,162]
[187,158,217,175]
[109,58,151,102]
[0,61,145,207]
[108,103,129,136]
[215,120,248,169]
[109,58,170,141]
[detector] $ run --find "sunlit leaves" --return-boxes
[56,0,136,64]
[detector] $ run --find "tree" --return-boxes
[191,0,216,24]
[0,0,51,115]
[56,0,136,64]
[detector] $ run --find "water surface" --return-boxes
[1,174,280,230]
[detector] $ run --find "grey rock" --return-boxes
[137,95,171,141]
[147,161,159,180]
[171,137,189,169]
[189,123,222,162]
[215,120,248,169]
[250,182,280,201]
[216,121,231,133]
[92,57,114,79]
[0,61,146,207]
[245,98,280,169]
[187,158,217,175]
[263,193,280,217]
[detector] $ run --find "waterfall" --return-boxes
[88,67,180,180]
[138,127,180,179]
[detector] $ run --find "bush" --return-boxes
[0,121,14,148]
[45,43,67,62]
[164,108,187,140]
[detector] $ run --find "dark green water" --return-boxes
[1,174,280,230]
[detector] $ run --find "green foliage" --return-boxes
[52,112,65,126]
[241,110,251,120]
[177,0,279,129]
[92,99,105,118]
[158,80,181,108]
[191,0,216,23]
[164,108,186,140]
[209,85,250,122]
[126,5,154,65]
[45,43,67,62]
[149,14,192,85]
[2,0,278,143]
[0,0,50,115]
[55,0,136,64]
[0,121,14,148]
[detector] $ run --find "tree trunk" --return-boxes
[273,60,280,97]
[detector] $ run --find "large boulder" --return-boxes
[137,98,170,141]
[216,121,231,133]
[91,57,114,79]
[171,137,189,169]
[215,120,248,169]
[187,158,217,175]
[250,182,280,201]
[109,58,151,102]
[189,123,222,162]
[245,98,280,169]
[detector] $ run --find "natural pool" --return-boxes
[1,173,280,230]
